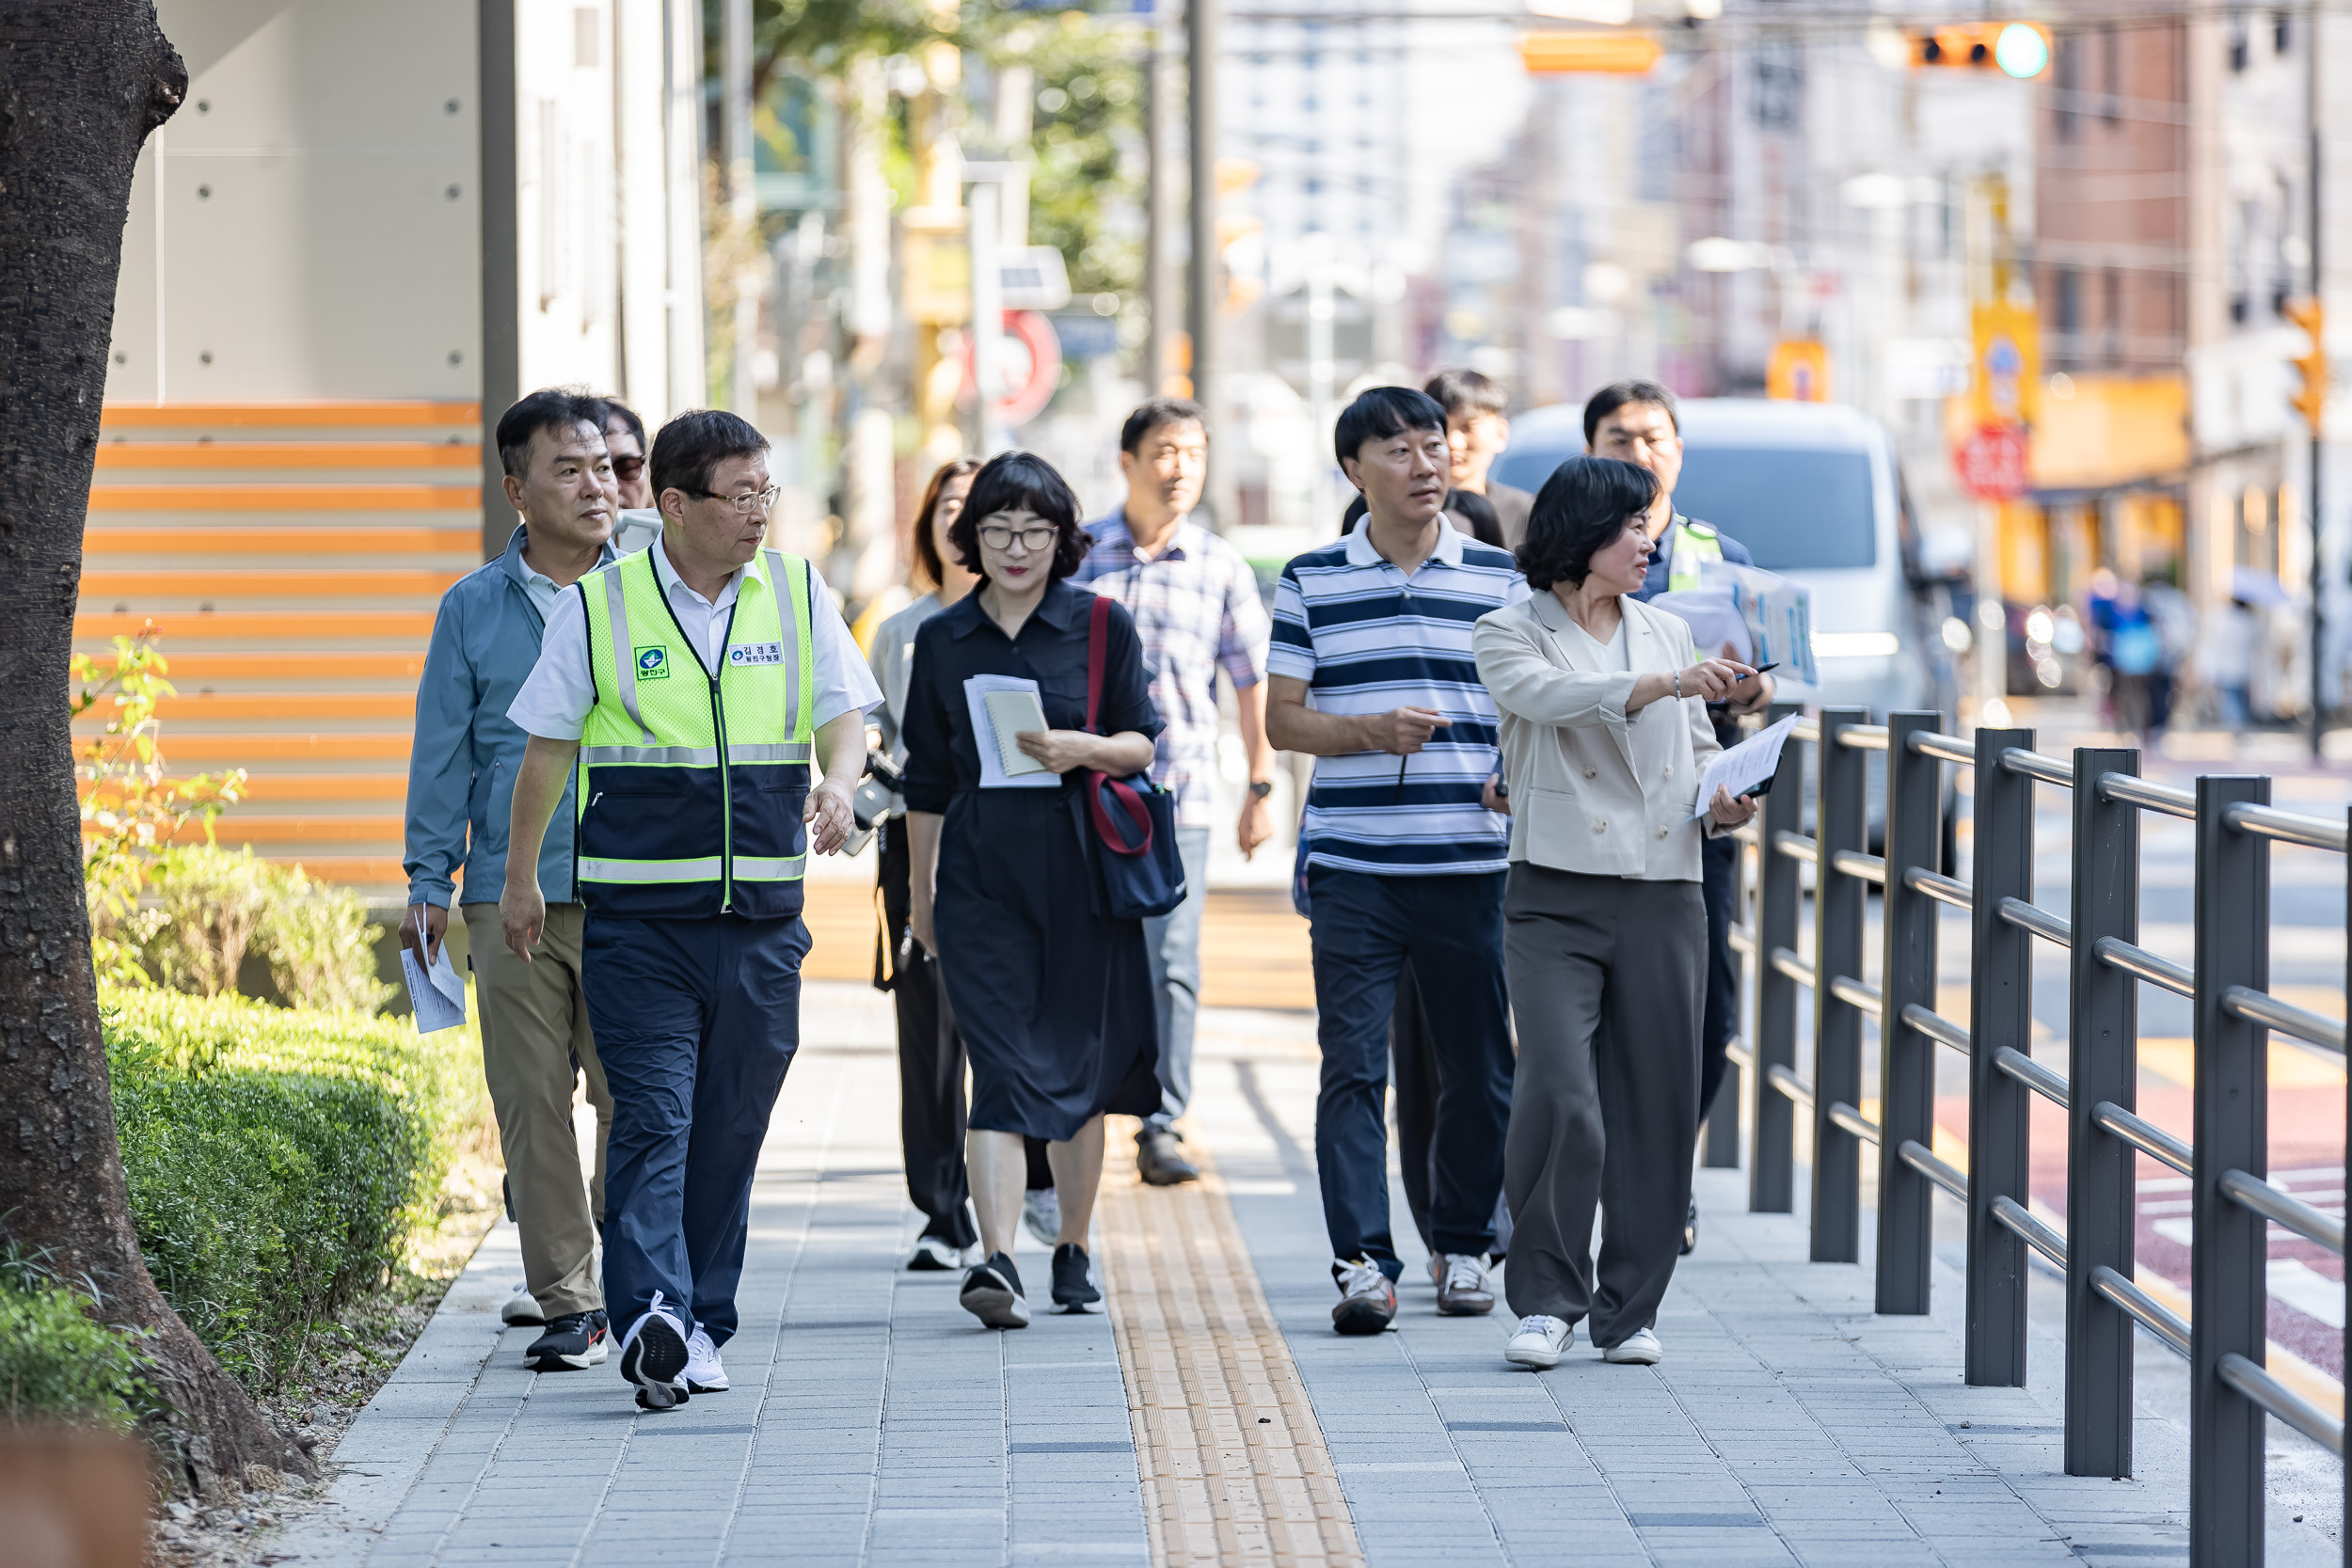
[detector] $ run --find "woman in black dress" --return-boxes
[902,451,1164,1328]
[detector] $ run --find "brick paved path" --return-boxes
[270,985,2335,1567]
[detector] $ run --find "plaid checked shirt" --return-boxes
[1073,509,1271,829]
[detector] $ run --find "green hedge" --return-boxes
[101,988,487,1391]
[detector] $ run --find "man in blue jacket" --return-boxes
[403,389,621,1370]
[1585,379,1776,1255]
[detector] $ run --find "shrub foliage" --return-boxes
[100,990,486,1391]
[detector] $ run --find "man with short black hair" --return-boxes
[405,388,620,1372]
[1267,387,1524,1335]
[503,408,882,1410]
[1074,396,1275,1187]
[1425,368,1534,549]
[1582,378,1775,1256]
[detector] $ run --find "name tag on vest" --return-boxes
[728,642,784,667]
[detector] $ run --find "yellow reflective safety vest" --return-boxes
[575,546,817,919]
[1664,515,1724,594]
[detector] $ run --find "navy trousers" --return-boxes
[582,911,805,1346]
[1308,867,1513,1276]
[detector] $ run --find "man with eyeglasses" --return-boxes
[405,388,623,1373]
[503,409,881,1410]
[603,398,663,555]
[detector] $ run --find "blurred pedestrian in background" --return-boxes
[1269,387,1523,1336]
[1426,368,1534,549]
[2200,593,2263,730]
[1074,399,1275,1188]
[868,456,983,1271]
[1472,456,1757,1372]
[901,451,1165,1329]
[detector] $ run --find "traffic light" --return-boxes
[1909,22,2051,78]
[2285,296,2328,431]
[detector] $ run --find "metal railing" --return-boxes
[1712,703,2350,1568]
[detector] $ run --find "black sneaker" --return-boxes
[1051,1243,1102,1314]
[960,1252,1031,1329]
[525,1309,609,1370]
[618,1304,691,1411]
[1681,1198,1698,1257]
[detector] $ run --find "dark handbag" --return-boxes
[1083,594,1186,920]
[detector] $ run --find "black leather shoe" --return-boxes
[1136,1128,1200,1186]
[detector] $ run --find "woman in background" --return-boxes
[868,457,982,1271]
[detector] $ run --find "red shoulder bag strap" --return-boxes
[1085,593,1108,735]
[1081,594,1153,855]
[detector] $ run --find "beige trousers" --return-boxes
[462,901,611,1316]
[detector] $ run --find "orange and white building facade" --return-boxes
[94,0,707,901]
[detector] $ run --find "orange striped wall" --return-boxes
[78,403,485,900]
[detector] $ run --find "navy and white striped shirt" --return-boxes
[1268,520,1528,876]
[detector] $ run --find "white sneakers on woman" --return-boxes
[1503,1315,1573,1368]
[1502,1317,1664,1369]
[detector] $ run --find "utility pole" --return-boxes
[1144,0,1174,396]
[722,0,756,414]
[967,165,1009,455]
[1186,0,1224,524]
[2308,10,2328,755]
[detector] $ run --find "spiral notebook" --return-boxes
[962,675,1060,789]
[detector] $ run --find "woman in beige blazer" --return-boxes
[1470,456,1758,1371]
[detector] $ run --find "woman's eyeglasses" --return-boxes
[977,523,1058,552]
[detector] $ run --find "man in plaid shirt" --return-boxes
[1075,398,1276,1186]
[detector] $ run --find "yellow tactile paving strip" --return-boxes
[1095,1120,1365,1568]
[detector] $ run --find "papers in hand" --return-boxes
[1699,560,1818,686]
[964,675,1060,789]
[1692,711,1803,819]
[401,943,469,1035]
[1648,588,1752,664]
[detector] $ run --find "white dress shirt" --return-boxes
[508,540,882,741]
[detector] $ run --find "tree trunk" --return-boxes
[0,4,312,1495]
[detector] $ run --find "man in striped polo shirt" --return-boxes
[1267,386,1527,1335]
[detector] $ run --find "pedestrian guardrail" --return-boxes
[1712,702,2349,1568]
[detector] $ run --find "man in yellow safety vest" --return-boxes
[501,409,880,1411]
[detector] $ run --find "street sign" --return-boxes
[1954,423,2030,500]
[1968,303,2040,429]
[961,310,1064,427]
[997,246,1072,312]
[1766,339,1831,402]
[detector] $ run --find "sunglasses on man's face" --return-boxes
[611,455,645,480]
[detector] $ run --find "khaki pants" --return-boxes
[462,902,610,1316]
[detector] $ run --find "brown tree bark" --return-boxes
[0,4,311,1494]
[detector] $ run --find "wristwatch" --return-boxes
[1248,779,1275,800]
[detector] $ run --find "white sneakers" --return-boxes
[684,1326,729,1393]
[501,1284,544,1326]
[618,1294,691,1411]
[1022,1189,1061,1248]
[1502,1318,1663,1369]
[1504,1315,1573,1369]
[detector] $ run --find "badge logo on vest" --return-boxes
[727,641,784,667]
[635,646,670,679]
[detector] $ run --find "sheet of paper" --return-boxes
[402,943,469,1035]
[1692,711,1804,819]
[983,689,1052,776]
[1648,588,1752,663]
[962,675,1061,789]
[1698,560,1818,686]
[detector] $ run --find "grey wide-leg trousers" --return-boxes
[1501,864,1705,1347]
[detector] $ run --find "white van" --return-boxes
[1490,397,1960,725]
